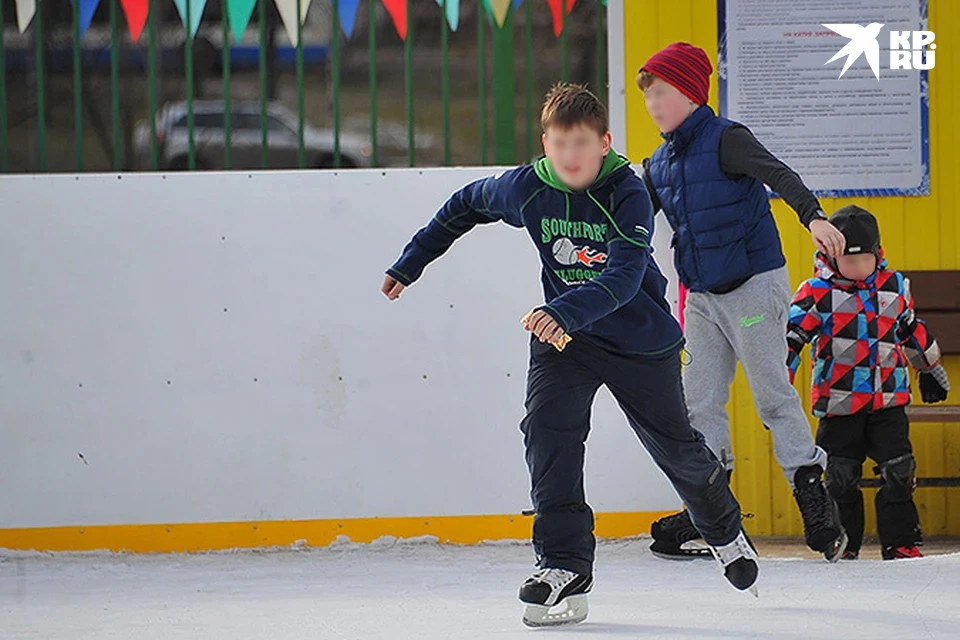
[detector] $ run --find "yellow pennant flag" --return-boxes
[485,0,512,28]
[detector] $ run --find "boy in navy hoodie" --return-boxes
[382,84,757,628]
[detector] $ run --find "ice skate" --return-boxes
[708,530,759,597]
[793,465,849,562]
[518,568,592,627]
[649,509,711,560]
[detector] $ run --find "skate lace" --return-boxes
[531,568,577,590]
[711,534,754,567]
[795,478,830,531]
[659,510,690,528]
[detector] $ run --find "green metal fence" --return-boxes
[0,0,608,173]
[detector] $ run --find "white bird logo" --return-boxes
[823,23,885,80]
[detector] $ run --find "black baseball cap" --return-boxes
[829,205,881,255]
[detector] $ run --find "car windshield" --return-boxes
[164,109,298,136]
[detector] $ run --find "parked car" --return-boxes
[134,101,373,170]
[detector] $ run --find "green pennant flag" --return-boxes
[226,0,257,41]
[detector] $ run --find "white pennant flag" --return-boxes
[15,0,37,33]
[274,0,311,46]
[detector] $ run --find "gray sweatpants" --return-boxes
[683,266,827,486]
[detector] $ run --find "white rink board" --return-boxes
[0,169,682,529]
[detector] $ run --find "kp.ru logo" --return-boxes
[823,23,936,80]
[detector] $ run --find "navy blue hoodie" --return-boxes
[387,152,684,357]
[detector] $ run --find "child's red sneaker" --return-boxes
[882,545,923,560]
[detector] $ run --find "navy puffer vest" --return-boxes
[647,106,785,292]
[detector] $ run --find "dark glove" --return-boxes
[919,364,950,404]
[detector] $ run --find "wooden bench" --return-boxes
[905,406,960,423]
[900,269,960,356]
[865,270,960,488]
[861,476,959,488]
[902,268,960,424]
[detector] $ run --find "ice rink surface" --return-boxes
[3,537,959,639]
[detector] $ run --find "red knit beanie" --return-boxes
[641,42,713,106]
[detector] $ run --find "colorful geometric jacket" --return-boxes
[786,251,942,417]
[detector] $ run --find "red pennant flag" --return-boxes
[546,0,575,37]
[380,0,407,40]
[119,0,149,42]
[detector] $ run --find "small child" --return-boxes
[787,205,951,560]
[382,84,757,627]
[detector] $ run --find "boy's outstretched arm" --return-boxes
[719,125,846,258]
[896,276,951,402]
[785,280,823,383]
[383,170,525,298]
[538,188,653,334]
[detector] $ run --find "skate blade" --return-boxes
[650,542,712,561]
[823,530,849,564]
[651,548,712,561]
[521,594,588,628]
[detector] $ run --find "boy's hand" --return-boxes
[809,219,846,258]
[381,275,406,301]
[522,308,567,345]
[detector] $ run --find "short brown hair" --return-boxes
[636,70,658,91]
[540,83,608,135]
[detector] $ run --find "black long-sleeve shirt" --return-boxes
[718,125,825,228]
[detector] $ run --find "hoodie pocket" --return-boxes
[693,221,750,285]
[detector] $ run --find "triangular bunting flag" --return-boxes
[337,0,362,37]
[173,0,209,39]
[119,0,148,41]
[434,0,459,31]
[547,0,575,37]
[513,0,522,7]
[73,0,102,39]
[484,0,511,27]
[15,0,36,33]
[226,0,257,42]
[381,0,407,40]
[274,0,311,45]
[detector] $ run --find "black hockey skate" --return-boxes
[519,568,593,627]
[793,464,849,562]
[649,509,711,560]
[650,509,757,560]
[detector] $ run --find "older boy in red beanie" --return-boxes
[637,42,849,561]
